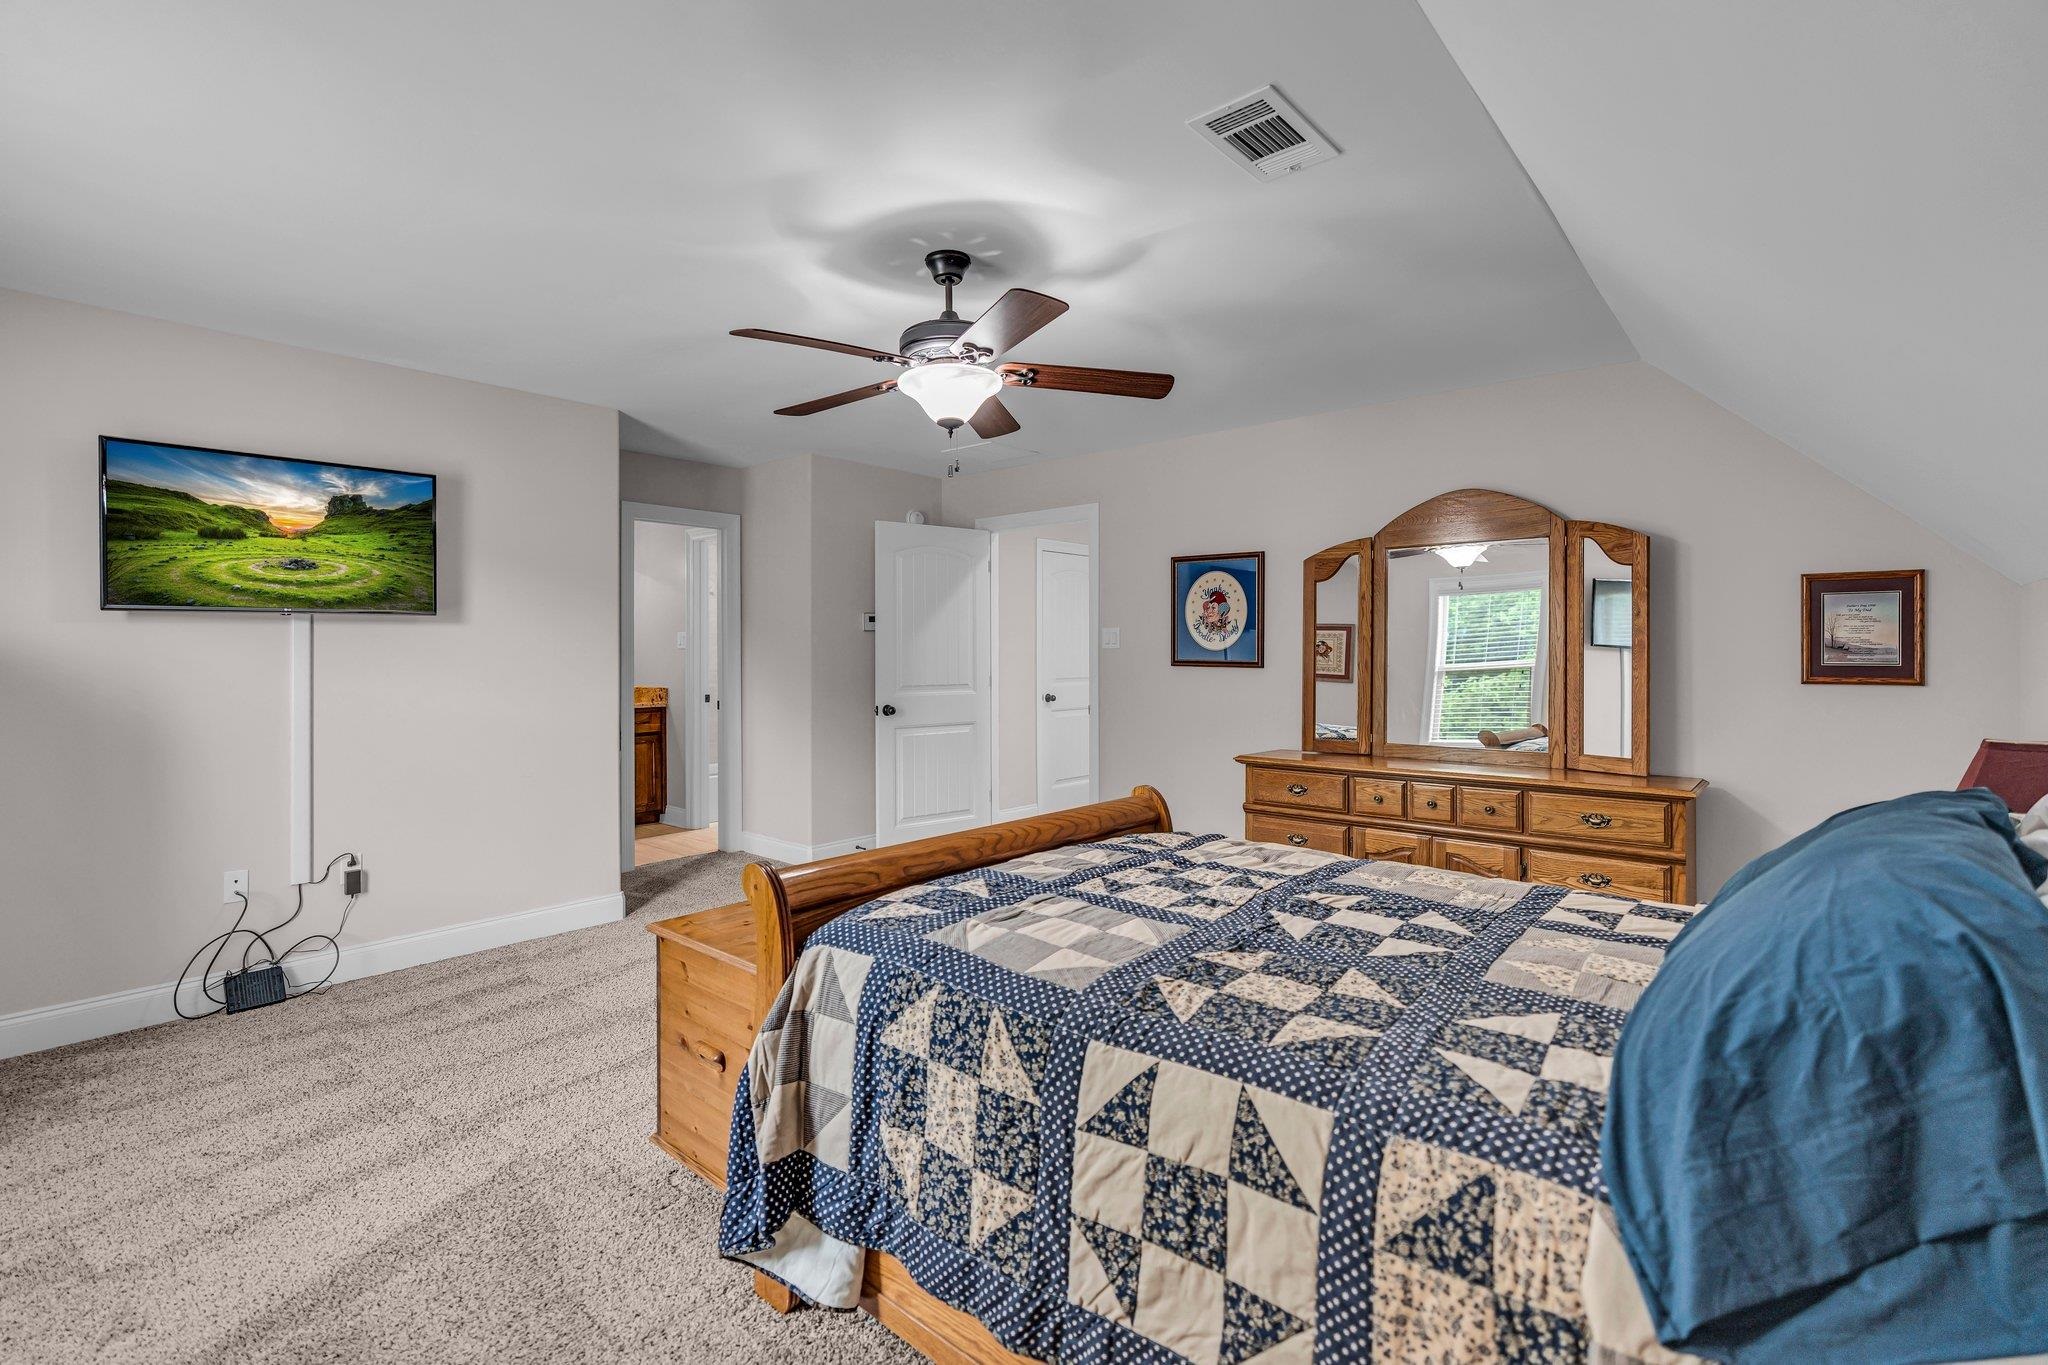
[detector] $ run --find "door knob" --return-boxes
[880,704,897,717]
[1043,693,1057,703]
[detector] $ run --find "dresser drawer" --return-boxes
[1247,768,1348,813]
[1436,837,1521,879]
[1456,786,1521,833]
[1245,813,1349,854]
[1353,826,1428,864]
[1349,777,1407,819]
[1526,792,1671,849]
[1524,847,1672,901]
[1409,782,1455,823]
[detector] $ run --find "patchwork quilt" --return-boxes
[718,833,1699,1363]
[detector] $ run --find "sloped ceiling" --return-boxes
[0,0,1629,477]
[1416,1,2048,583]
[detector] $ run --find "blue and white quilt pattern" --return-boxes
[718,833,1696,1363]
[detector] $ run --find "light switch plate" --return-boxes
[1101,627,1121,649]
[675,631,687,650]
[862,612,877,633]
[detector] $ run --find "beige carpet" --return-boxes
[0,852,920,1364]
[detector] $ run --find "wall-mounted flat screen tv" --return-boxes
[101,437,437,614]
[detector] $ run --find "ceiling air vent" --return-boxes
[1188,85,1340,182]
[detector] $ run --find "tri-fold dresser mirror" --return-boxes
[1254,489,1706,900]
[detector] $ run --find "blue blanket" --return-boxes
[720,831,1706,1362]
[1604,789,2048,1362]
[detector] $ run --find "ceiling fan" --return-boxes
[733,249,1174,440]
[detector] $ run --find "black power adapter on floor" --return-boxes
[222,963,287,1013]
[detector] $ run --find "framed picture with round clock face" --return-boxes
[1170,551,1264,666]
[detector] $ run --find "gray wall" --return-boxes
[2025,581,2048,740]
[940,362,2029,894]
[2,289,620,1018]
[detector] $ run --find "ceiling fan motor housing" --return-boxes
[898,316,970,360]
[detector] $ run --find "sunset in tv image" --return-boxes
[101,439,436,613]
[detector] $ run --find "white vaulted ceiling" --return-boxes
[0,1,1628,473]
[1415,1,2048,582]
[7,3,2041,580]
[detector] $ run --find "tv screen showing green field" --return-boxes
[101,438,436,614]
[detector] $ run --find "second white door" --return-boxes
[1035,539,1092,811]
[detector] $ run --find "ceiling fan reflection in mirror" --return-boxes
[733,249,1174,439]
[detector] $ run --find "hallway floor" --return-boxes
[633,821,718,866]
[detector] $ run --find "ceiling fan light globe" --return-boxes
[896,361,1002,429]
[1433,542,1491,569]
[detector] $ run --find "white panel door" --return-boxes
[1036,540,1092,812]
[876,521,991,846]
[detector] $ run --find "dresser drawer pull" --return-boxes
[1580,812,1613,828]
[1424,798,1440,811]
[689,1040,727,1072]
[1482,804,1498,816]
[1370,793,1385,805]
[1286,834,1308,846]
[1286,783,1309,796]
[1577,872,1613,888]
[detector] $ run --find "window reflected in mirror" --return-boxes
[1385,537,1550,750]
[1312,554,1359,742]
[1581,537,1633,760]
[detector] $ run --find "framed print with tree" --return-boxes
[1313,624,1354,682]
[1801,569,1924,685]
[1171,551,1264,666]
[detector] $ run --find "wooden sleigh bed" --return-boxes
[650,788,1177,1365]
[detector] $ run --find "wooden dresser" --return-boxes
[1238,752,1705,902]
[1259,490,1707,900]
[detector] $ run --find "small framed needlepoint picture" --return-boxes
[1171,552,1264,666]
[1313,624,1353,682]
[1801,569,1924,685]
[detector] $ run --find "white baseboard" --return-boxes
[995,803,1042,823]
[0,890,626,1061]
[735,831,875,864]
[660,805,692,828]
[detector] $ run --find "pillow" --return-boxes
[1603,789,2048,1360]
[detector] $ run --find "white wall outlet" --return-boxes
[1101,627,1121,649]
[861,612,877,633]
[675,630,688,650]
[223,869,249,903]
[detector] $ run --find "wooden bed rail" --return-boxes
[741,786,1174,1019]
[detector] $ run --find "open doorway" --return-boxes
[621,503,741,873]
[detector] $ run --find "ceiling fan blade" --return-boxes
[968,395,1021,440]
[954,289,1069,359]
[999,362,1174,399]
[732,328,909,365]
[774,379,897,416]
